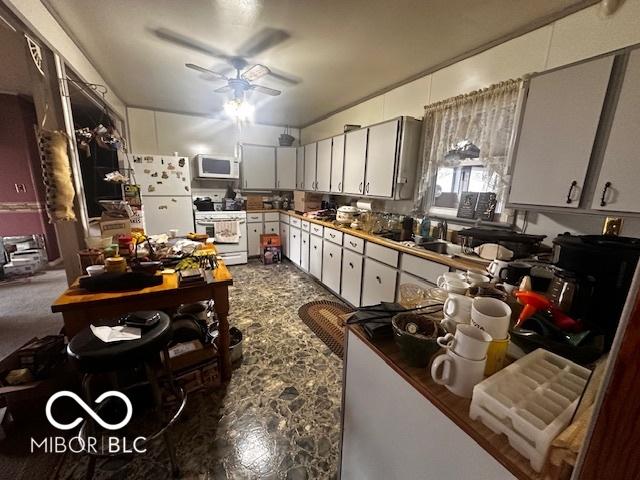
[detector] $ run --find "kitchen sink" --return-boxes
[419,241,449,254]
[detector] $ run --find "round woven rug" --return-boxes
[298,300,354,358]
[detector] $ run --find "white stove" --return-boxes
[194,210,248,265]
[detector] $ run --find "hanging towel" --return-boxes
[214,220,240,243]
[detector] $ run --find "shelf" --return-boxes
[348,325,549,480]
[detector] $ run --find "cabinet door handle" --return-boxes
[277,180,280,188]
[338,181,342,191]
[349,241,357,247]
[329,252,333,258]
[566,180,577,204]
[376,275,381,284]
[314,246,317,250]
[301,182,304,189]
[366,182,370,194]
[359,181,363,193]
[349,262,354,269]
[245,180,248,188]
[600,181,612,207]
[330,233,335,238]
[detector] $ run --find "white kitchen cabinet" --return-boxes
[247,222,264,257]
[361,258,397,306]
[301,231,310,271]
[241,145,276,190]
[322,240,342,293]
[276,147,296,190]
[289,227,302,266]
[400,253,449,285]
[316,138,332,192]
[591,49,640,213]
[279,222,289,258]
[330,134,345,193]
[364,120,399,197]
[296,146,305,190]
[508,55,614,208]
[309,234,323,279]
[264,221,279,235]
[304,143,317,191]
[341,249,363,307]
[342,330,516,480]
[343,128,368,195]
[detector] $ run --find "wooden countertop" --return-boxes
[246,209,487,272]
[348,324,546,480]
[51,262,233,313]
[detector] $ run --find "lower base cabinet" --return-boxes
[341,330,515,479]
[264,221,279,235]
[341,249,363,307]
[309,234,323,279]
[248,223,264,257]
[322,240,342,293]
[290,227,301,265]
[301,232,310,271]
[361,257,398,306]
[279,222,290,258]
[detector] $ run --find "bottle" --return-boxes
[420,216,431,240]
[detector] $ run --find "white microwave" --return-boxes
[196,154,240,179]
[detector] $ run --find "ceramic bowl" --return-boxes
[392,313,445,367]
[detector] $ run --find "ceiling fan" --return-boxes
[154,26,300,101]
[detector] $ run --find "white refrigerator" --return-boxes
[130,153,194,236]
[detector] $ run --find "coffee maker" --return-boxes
[552,234,640,347]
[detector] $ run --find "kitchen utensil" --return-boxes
[392,313,444,367]
[437,324,492,360]
[546,269,594,320]
[471,297,511,340]
[499,262,532,285]
[469,349,591,472]
[487,259,510,281]
[466,272,490,286]
[443,293,473,322]
[441,279,471,295]
[398,283,429,309]
[86,265,105,276]
[336,206,359,225]
[436,272,467,287]
[484,335,510,375]
[431,348,486,398]
[514,291,551,327]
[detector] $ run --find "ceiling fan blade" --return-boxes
[214,85,232,93]
[266,67,302,85]
[242,64,270,82]
[154,28,231,60]
[185,63,228,80]
[251,84,281,96]
[236,27,290,58]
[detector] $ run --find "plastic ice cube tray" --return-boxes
[469,348,591,472]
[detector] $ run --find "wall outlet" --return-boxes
[603,217,623,236]
[14,183,26,193]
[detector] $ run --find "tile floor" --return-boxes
[57,260,344,479]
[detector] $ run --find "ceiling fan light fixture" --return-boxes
[223,98,254,122]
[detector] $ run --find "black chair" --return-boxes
[67,311,186,479]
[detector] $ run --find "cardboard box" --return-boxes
[99,214,132,237]
[260,234,281,264]
[2,262,37,276]
[294,190,323,212]
[246,194,264,210]
[168,340,218,372]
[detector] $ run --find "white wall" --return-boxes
[300,0,640,239]
[5,0,126,119]
[127,107,299,157]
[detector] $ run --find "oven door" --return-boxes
[195,218,247,252]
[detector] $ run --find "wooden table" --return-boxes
[51,263,234,381]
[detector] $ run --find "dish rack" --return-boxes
[469,349,591,472]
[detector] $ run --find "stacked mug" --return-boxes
[470,297,512,375]
[431,324,492,398]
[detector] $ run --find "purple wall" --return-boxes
[0,94,60,260]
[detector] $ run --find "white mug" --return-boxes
[437,324,492,361]
[487,260,510,282]
[471,297,511,340]
[440,315,463,333]
[436,272,467,288]
[443,293,473,322]
[466,272,490,286]
[431,348,486,398]
[440,279,471,295]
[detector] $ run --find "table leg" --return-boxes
[213,285,231,381]
[62,311,90,339]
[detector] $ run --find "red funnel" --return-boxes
[514,291,551,327]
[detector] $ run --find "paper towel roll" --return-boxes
[356,200,376,211]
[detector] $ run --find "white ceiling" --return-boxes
[45,0,590,127]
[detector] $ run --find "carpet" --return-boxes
[298,300,354,358]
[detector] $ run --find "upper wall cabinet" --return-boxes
[365,120,400,197]
[591,49,640,213]
[316,138,332,192]
[241,144,276,190]
[276,147,296,190]
[330,134,345,193]
[304,143,317,191]
[343,128,368,195]
[508,55,615,208]
[296,146,305,190]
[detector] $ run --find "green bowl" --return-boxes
[392,313,444,367]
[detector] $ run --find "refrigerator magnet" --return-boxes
[161,171,169,179]
[148,185,155,192]
[178,158,185,167]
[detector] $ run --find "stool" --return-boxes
[67,311,186,479]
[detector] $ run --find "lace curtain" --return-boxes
[416,79,523,219]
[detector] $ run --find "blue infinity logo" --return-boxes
[45,390,133,431]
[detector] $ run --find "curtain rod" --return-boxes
[424,78,525,114]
